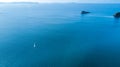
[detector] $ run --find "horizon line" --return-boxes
[0,2,119,4]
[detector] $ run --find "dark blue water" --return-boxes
[0,3,120,67]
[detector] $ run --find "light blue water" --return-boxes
[0,3,120,67]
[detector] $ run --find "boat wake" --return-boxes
[87,14,114,18]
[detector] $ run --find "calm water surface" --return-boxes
[0,3,120,67]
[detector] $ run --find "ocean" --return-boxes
[0,3,120,67]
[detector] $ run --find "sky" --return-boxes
[0,0,120,3]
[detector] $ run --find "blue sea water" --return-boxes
[0,3,120,67]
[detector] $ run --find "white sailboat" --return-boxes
[33,43,36,48]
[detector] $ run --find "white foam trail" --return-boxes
[102,16,113,18]
[87,14,114,18]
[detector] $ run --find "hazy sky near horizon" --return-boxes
[0,0,120,3]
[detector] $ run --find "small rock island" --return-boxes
[114,12,120,18]
[81,11,90,14]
